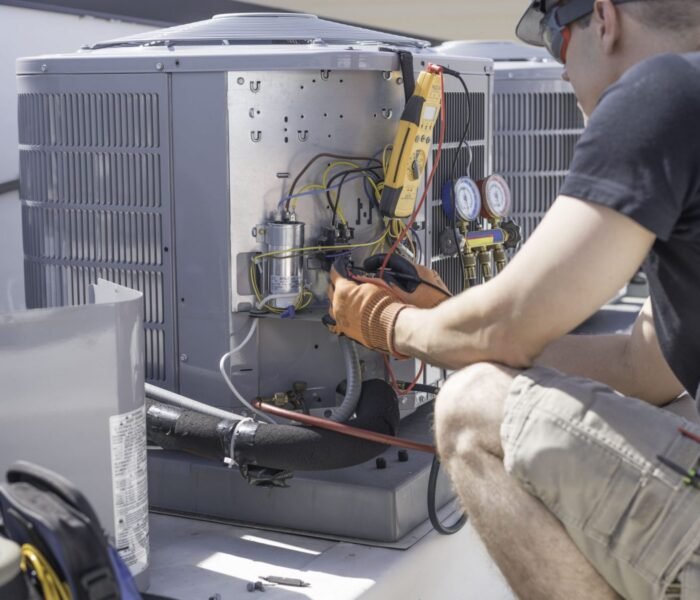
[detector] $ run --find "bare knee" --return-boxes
[435,362,518,461]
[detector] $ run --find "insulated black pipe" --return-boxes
[146,379,399,472]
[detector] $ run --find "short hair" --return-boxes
[621,0,700,32]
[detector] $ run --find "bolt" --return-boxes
[247,581,268,592]
[237,77,245,85]
[155,62,164,71]
[398,449,409,462]
[40,64,48,73]
[396,77,403,85]
[375,457,387,470]
[179,354,188,362]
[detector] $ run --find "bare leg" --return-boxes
[434,363,620,600]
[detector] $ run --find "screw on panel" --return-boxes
[237,77,245,85]
[180,354,188,362]
[250,131,262,143]
[40,64,48,73]
[396,77,404,85]
[250,81,261,93]
[155,62,164,71]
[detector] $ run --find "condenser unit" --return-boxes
[17,13,493,542]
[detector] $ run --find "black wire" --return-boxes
[348,266,451,298]
[441,68,473,292]
[428,455,468,535]
[326,166,383,227]
[287,153,383,211]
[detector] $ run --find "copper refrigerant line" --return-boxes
[253,401,436,454]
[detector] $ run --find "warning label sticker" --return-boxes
[110,405,149,576]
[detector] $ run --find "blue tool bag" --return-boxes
[0,461,142,600]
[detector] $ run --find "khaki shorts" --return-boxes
[501,367,700,600]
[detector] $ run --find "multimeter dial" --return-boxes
[480,175,512,219]
[453,177,482,222]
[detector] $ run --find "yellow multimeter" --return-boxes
[380,65,443,218]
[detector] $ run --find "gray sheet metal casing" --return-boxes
[17,22,493,541]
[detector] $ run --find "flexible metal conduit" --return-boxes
[332,337,362,422]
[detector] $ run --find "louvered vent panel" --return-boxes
[20,150,161,207]
[19,86,171,384]
[434,92,485,143]
[494,89,584,250]
[18,93,159,148]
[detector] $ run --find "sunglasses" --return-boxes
[518,0,645,64]
[540,0,595,63]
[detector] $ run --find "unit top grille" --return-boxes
[87,13,430,50]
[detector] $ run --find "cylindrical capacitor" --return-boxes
[265,221,304,308]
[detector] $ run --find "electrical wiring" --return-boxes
[219,318,277,424]
[327,166,384,227]
[20,544,71,600]
[252,400,436,454]
[287,153,382,211]
[248,228,391,312]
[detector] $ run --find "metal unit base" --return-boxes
[147,405,456,544]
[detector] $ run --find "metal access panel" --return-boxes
[18,73,177,388]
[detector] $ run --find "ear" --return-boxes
[594,0,622,55]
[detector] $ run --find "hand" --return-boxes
[323,258,408,356]
[362,254,451,308]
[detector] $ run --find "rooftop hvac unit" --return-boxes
[435,41,585,245]
[17,13,493,542]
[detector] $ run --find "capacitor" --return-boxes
[263,221,305,308]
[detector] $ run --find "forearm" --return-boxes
[393,287,536,370]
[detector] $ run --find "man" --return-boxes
[326,1,700,598]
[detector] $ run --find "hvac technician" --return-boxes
[327,1,700,598]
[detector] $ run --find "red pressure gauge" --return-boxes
[478,175,512,220]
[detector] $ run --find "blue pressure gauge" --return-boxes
[441,177,482,223]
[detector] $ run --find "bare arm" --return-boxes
[394,195,655,370]
[535,298,685,405]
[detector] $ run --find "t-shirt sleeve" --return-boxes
[560,54,700,241]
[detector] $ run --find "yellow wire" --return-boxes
[290,184,348,225]
[20,544,71,600]
[248,227,391,311]
[382,145,393,174]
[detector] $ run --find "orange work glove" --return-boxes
[361,254,451,308]
[323,258,408,356]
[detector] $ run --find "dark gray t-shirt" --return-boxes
[560,52,700,401]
